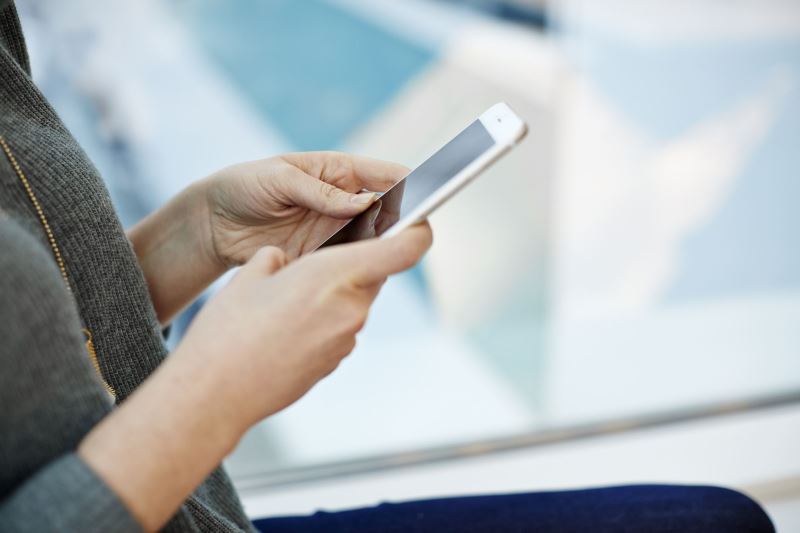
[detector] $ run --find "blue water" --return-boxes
[170,0,435,150]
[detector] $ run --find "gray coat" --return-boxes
[0,2,254,531]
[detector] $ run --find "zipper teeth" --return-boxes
[0,136,72,291]
[0,135,116,399]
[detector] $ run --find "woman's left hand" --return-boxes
[130,151,406,325]
[203,151,407,266]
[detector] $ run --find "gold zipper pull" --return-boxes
[83,328,116,400]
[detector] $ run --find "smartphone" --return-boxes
[318,102,527,248]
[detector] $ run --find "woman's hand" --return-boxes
[129,151,407,325]
[80,224,432,532]
[179,221,432,425]
[205,151,407,265]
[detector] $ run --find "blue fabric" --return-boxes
[253,484,774,532]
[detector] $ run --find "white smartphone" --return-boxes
[318,102,527,248]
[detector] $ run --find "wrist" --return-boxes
[78,350,245,531]
[163,346,247,450]
[128,178,230,325]
[169,339,255,440]
[185,177,230,275]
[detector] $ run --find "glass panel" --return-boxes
[21,0,800,486]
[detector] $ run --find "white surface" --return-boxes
[547,290,800,422]
[766,499,800,533]
[553,0,800,44]
[258,276,535,463]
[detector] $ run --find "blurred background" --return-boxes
[17,0,800,528]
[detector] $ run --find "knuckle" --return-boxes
[343,337,357,356]
[344,313,365,335]
[326,151,352,173]
[318,357,341,379]
[394,163,411,176]
[350,314,367,334]
[321,359,342,378]
[340,301,367,335]
[319,181,339,200]
[423,225,434,247]
[262,246,281,260]
[396,241,419,270]
[335,337,357,361]
[255,246,287,269]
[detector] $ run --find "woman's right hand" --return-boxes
[80,222,431,532]
[174,221,433,432]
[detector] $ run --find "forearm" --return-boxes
[128,180,226,325]
[78,350,244,532]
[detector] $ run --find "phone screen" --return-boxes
[319,120,495,248]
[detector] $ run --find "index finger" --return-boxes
[282,151,408,192]
[347,154,409,193]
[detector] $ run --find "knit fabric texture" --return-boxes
[0,2,255,531]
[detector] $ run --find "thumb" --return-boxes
[240,246,288,278]
[342,221,433,286]
[281,169,378,219]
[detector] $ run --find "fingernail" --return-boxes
[351,192,377,204]
[368,204,381,224]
